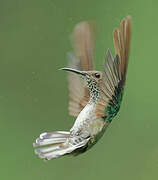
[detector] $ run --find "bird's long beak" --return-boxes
[60,68,87,76]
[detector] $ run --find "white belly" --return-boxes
[70,103,105,137]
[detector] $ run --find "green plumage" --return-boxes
[105,81,124,122]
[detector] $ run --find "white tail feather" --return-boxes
[33,131,89,160]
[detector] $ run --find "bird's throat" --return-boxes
[85,79,100,103]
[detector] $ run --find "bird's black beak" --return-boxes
[60,68,87,76]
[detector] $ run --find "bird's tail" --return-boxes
[33,131,89,160]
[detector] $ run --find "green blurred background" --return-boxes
[0,0,158,179]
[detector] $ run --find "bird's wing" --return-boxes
[96,17,131,120]
[67,21,95,117]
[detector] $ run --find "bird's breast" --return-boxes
[71,103,105,137]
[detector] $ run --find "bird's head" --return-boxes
[60,67,103,101]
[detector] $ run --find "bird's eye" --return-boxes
[94,73,100,79]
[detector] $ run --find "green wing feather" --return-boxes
[97,17,131,122]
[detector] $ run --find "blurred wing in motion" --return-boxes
[96,17,131,120]
[67,21,95,117]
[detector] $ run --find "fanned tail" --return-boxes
[33,131,89,160]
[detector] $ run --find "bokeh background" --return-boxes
[1,0,158,180]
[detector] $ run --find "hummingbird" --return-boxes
[33,16,131,160]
